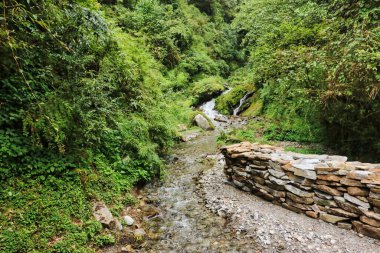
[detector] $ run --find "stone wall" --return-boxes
[221,142,380,240]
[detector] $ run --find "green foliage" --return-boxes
[215,84,256,115]
[231,0,380,160]
[190,76,226,105]
[2,0,380,251]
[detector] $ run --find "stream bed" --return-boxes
[139,131,258,252]
[135,97,257,252]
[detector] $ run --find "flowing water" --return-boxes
[136,97,256,252]
[200,89,231,128]
[233,93,252,116]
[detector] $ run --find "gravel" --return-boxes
[197,156,380,253]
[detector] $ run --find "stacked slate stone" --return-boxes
[221,142,380,240]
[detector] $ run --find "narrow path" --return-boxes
[199,156,380,253]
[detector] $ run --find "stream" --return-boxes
[136,97,255,252]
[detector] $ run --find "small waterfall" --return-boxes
[233,92,252,116]
[200,88,231,126]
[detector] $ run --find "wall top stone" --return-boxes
[221,142,380,185]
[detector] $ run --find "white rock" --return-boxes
[123,215,135,226]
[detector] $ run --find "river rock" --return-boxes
[193,114,213,131]
[123,215,135,226]
[181,132,199,142]
[214,115,228,122]
[93,202,114,227]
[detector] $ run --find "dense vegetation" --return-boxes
[1,0,379,251]
[0,0,236,251]
[217,0,380,161]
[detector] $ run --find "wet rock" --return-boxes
[181,132,199,142]
[214,115,228,122]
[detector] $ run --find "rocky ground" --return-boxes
[197,154,380,253]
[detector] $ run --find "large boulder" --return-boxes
[193,114,213,130]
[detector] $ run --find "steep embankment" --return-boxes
[216,0,380,162]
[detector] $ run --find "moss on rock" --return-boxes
[215,84,256,115]
[190,76,226,106]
